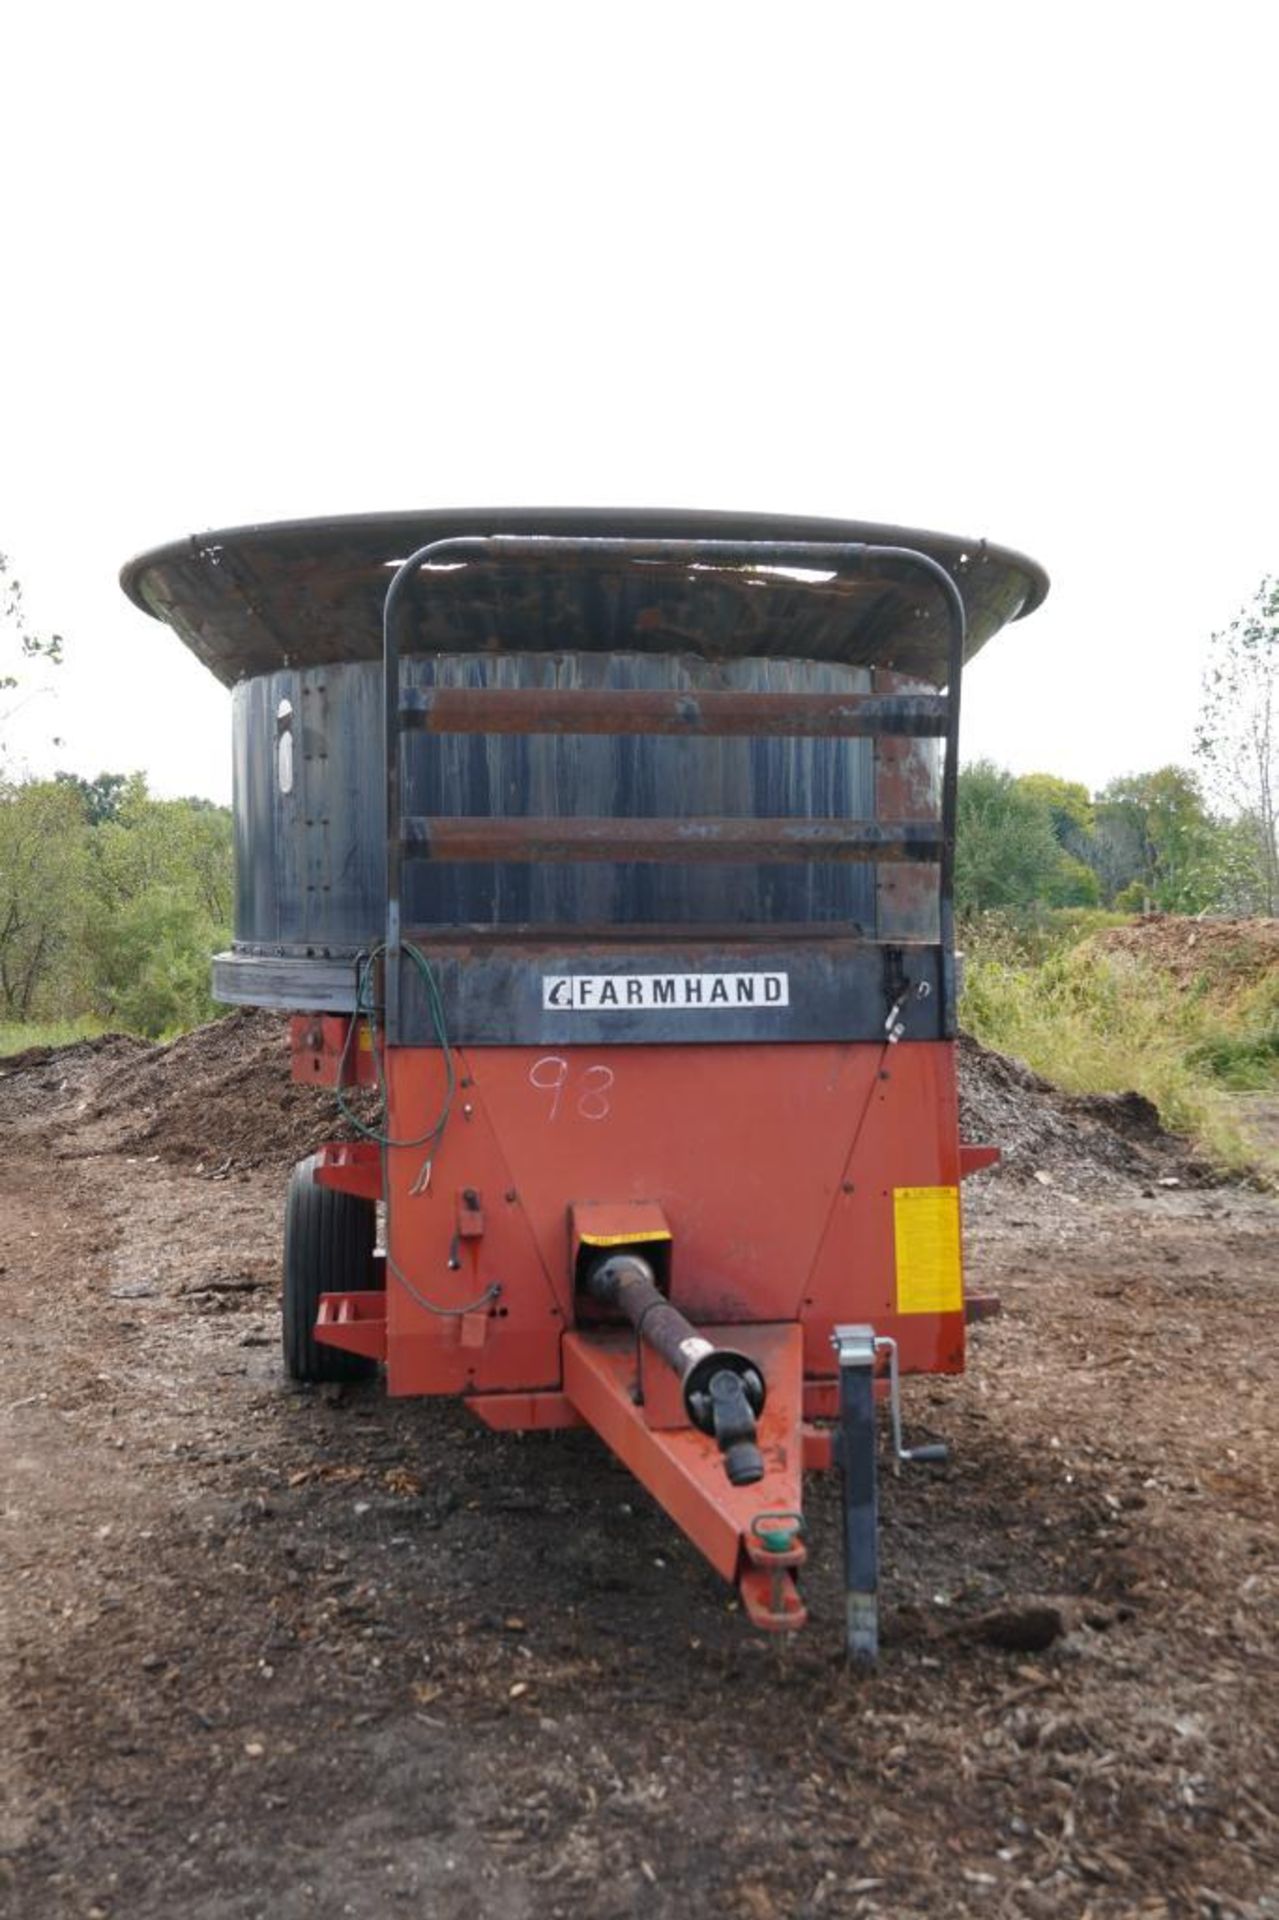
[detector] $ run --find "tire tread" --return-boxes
[282,1152,377,1383]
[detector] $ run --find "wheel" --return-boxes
[282,1152,379,1383]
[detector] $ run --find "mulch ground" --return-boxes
[1,1019,1275,1919]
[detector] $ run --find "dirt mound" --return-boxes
[3,1006,1208,1196]
[96,1010,378,1169]
[957,1032,1208,1190]
[0,1031,150,1123]
[1092,913,1279,990]
[1,1010,373,1171]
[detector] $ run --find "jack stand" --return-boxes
[832,1324,879,1662]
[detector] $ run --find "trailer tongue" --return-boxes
[121,508,1047,1658]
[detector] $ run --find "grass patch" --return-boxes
[0,1002,235,1059]
[960,913,1279,1177]
[0,1015,111,1058]
[1180,972,1279,1091]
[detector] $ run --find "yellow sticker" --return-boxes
[893,1186,962,1315]
[578,1230,672,1247]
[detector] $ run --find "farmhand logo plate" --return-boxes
[542,971,790,1012]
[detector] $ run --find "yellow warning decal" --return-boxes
[893,1185,962,1315]
[578,1230,672,1247]
[357,1024,373,1051]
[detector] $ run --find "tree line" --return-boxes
[955,761,1272,917]
[956,576,1277,918]
[5,748,1264,1041]
[0,756,1271,1041]
[0,772,232,1036]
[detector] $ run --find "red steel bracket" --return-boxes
[959,1143,1001,1178]
[466,1391,586,1432]
[315,1290,387,1359]
[313,1141,383,1203]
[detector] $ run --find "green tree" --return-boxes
[1194,577,1278,913]
[1093,767,1228,911]
[1014,773,1095,857]
[1012,773,1100,904]
[91,775,232,921]
[88,776,233,1033]
[955,761,1065,912]
[0,780,90,1017]
[1043,853,1101,908]
[92,887,225,1037]
[55,769,129,825]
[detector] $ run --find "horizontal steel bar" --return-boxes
[399,817,943,864]
[398,687,948,738]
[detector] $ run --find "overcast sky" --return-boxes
[2,1,1275,805]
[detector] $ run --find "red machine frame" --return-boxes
[281,532,1007,1658]
[298,1024,995,1640]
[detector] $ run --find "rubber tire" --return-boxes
[282,1152,379,1383]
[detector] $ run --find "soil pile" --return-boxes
[956,1033,1208,1191]
[0,1031,148,1126]
[0,1011,373,1170]
[1093,912,1279,990]
[88,1010,354,1167]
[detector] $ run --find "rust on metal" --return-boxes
[398,686,949,738]
[874,667,942,941]
[400,816,945,864]
[120,507,1049,690]
[739,1562,808,1633]
[289,1013,378,1088]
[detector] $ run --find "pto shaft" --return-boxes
[582,1253,766,1486]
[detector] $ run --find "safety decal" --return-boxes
[893,1185,962,1315]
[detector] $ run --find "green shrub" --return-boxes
[92,886,225,1039]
